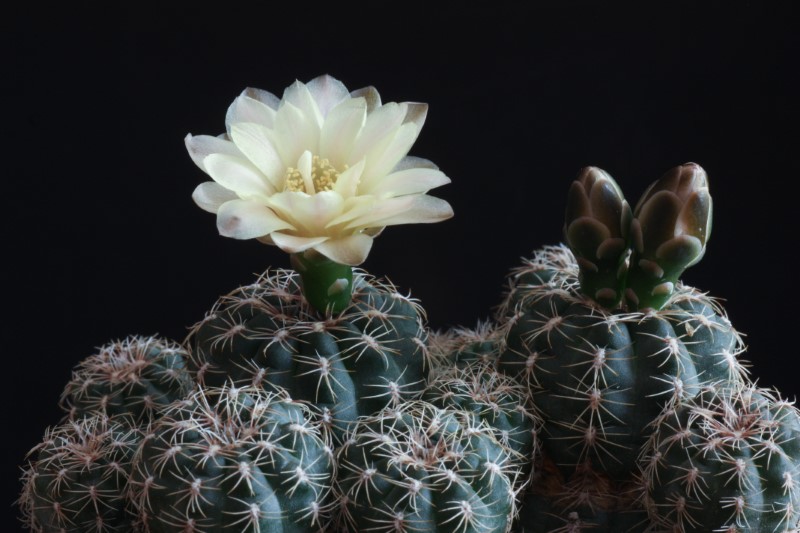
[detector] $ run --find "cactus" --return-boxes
[59,335,194,423]
[187,268,431,441]
[429,322,505,370]
[19,414,144,532]
[423,361,541,477]
[129,384,334,533]
[498,243,748,479]
[640,383,800,532]
[335,401,520,533]
[497,164,741,479]
[518,457,649,532]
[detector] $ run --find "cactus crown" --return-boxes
[565,163,712,311]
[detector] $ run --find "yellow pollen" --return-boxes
[284,155,345,193]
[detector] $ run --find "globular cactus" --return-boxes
[187,268,431,441]
[19,414,144,532]
[518,458,649,532]
[335,401,520,533]
[640,383,800,532]
[429,322,505,370]
[59,335,194,423]
[129,385,334,533]
[497,164,746,480]
[498,244,747,479]
[423,361,541,478]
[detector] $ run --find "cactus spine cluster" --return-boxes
[641,383,800,532]
[187,268,431,442]
[335,401,520,533]
[129,385,334,532]
[59,335,194,423]
[19,415,144,532]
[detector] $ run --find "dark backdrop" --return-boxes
[5,3,798,529]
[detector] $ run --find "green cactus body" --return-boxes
[129,385,334,533]
[19,415,143,532]
[187,268,430,441]
[59,335,194,423]
[423,362,540,477]
[641,384,800,532]
[335,401,518,533]
[429,322,504,369]
[497,245,747,479]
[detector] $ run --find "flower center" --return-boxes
[284,155,341,193]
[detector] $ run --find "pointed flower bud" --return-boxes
[564,167,632,308]
[626,162,712,310]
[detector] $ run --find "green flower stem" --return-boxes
[290,251,354,315]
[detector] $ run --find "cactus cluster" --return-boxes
[16,75,800,533]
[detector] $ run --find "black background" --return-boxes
[4,3,799,529]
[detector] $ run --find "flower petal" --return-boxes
[314,233,373,265]
[364,168,451,198]
[320,98,367,169]
[350,85,381,113]
[332,158,365,199]
[204,153,275,198]
[270,232,329,253]
[242,87,280,109]
[344,194,453,230]
[225,92,278,135]
[217,199,295,239]
[403,102,428,130]
[348,102,407,163]
[393,155,439,172]
[360,122,420,187]
[282,80,323,128]
[192,182,239,213]
[272,101,320,164]
[185,134,241,172]
[267,190,345,233]
[306,75,351,117]
[230,123,285,189]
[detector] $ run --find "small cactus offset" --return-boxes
[19,415,145,533]
[335,401,520,533]
[129,385,335,533]
[429,322,505,370]
[59,335,194,423]
[640,383,800,532]
[187,268,431,441]
[423,361,541,477]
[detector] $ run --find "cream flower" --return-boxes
[186,75,453,265]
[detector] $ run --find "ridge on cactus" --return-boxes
[497,164,738,481]
[429,321,505,370]
[640,383,800,532]
[334,401,521,533]
[59,335,194,423]
[186,74,453,313]
[19,414,145,533]
[186,267,432,443]
[423,361,541,479]
[129,384,335,533]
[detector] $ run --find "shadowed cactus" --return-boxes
[640,383,800,532]
[429,322,505,370]
[59,335,194,423]
[334,401,520,533]
[19,415,145,533]
[129,385,335,533]
[187,268,431,442]
[423,361,541,479]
